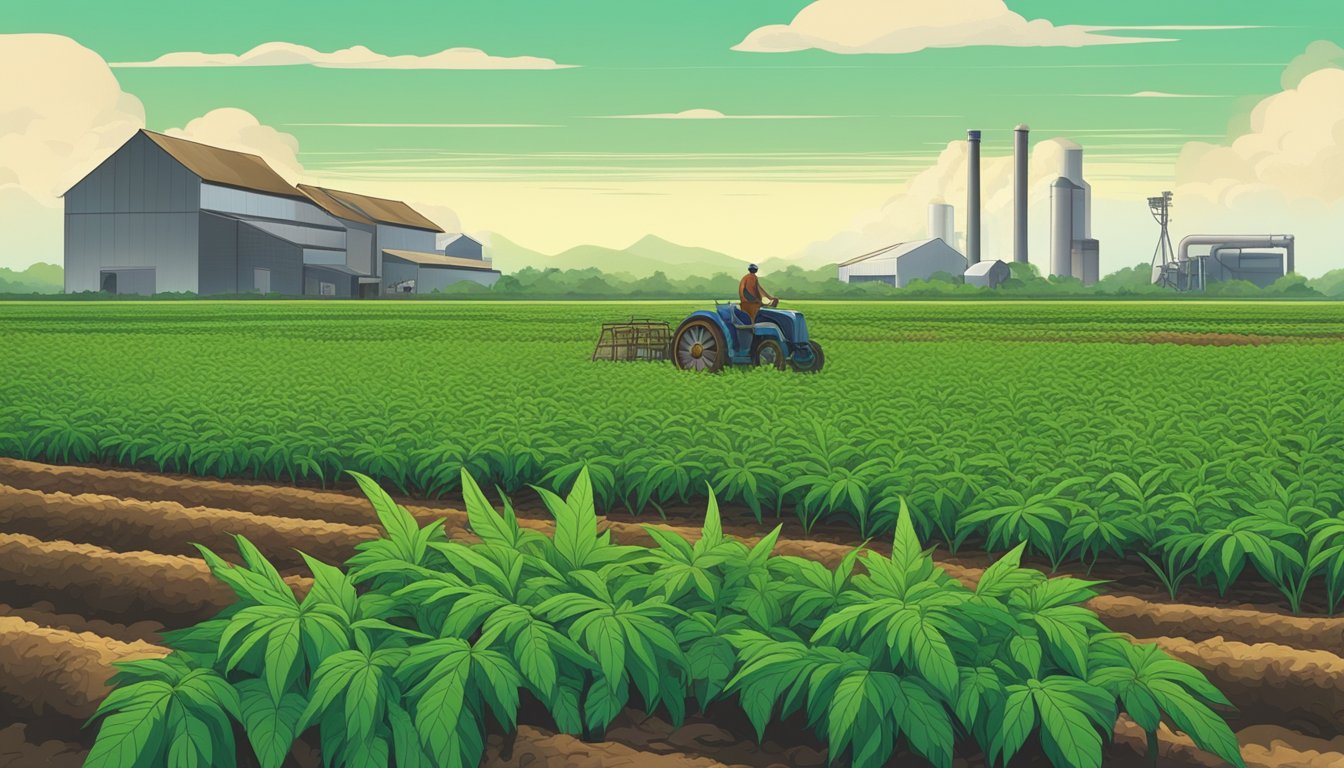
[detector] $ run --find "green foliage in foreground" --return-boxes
[86,469,1242,768]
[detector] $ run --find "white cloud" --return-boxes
[111,42,575,70]
[733,0,1251,54]
[0,34,463,271]
[597,109,835,120]
[0,34,144,269]
[167,108,305,182]
[1281,40,1344,88]
[797,47,1344,278]
[1166,64,1344,275]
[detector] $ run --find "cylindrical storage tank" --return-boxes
[1080,239,1099,286]
[967,130,982,265]
[1057,140,1091,238]
[1050,177,1077,279]
[1013,124,1029,263]
[927,203,955,246]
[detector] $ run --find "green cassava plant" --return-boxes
[86,467,1245,768]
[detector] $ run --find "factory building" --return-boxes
[965,259,1010,289]
[838,239,967,287]
[63,130,499,296]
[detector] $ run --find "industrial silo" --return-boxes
[1050,177,1079,279]
[927,203,955,248]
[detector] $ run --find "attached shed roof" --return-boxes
[140,130,303,200]
[383,249,498,272]
[296,184,376,225]
[313,188,443,232]
[839,238,938,268]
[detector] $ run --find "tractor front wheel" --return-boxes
[752,338,787,370]
[789,341,825,373]
[673,317,727,373]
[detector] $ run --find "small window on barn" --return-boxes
[320,282,336,296]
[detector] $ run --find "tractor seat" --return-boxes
[733,306,752,325]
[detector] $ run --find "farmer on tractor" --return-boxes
[738,263,778,322]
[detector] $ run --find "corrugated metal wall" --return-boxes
[64,133,201,293]
[895,243,967,287]
[198,212,240,294]
[443,237,484,260]
[381,255,419,293]
[346,223,375,276]
[417,265,500,293]
[236,222,303,295]
[377,225,436,253]
[303,266,354,297]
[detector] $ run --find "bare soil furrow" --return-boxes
[0,533,311,626]
[0,484,380,569]
[1147,636,1344,738]
[0,724,88,768]
[0,615,166,722]
[0,457,383,525]
[0,601,164,646]
[1113,719,1344,768]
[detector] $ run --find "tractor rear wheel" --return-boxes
[789,341,825,373]
[673,317,727,373]
[752,339,787,370]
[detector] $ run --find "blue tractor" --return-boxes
[671,300,824,373]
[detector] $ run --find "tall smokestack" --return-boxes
[966,130,981,265]
[1013,124,1029,263]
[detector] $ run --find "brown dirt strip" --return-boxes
[0,615,165,722]
[1113,720,1344,768]
[0,484,380,570]
[0,533,311,627]
[0,457,383,526]
[0,601,164,646]
[1148,636,1344,740]
[0,724,87,768]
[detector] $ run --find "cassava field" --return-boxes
[2,300,1344,767]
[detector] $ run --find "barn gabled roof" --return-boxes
[140,130,304,200]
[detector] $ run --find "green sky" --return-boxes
[7,0,1343,267]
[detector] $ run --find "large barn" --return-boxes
[837,238,967,288]
[62,130,500,296]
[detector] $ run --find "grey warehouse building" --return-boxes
[837,238,967,288]
[63,130,499,296]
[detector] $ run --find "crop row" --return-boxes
[4,302,1344,611]
[83,468,1244,768]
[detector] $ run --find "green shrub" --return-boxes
[86,468,1243,768]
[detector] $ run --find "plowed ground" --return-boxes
[1,457,1342,767]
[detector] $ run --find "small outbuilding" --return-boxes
[382,249,501,294]
[440,234,485,261]
[964,259,1010,289]
[837,238,967,288]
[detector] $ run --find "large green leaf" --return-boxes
[237,681,306,768]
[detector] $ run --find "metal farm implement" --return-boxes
[591,318,673,362]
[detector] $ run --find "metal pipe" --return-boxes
[967,130,981,265]
[1013,124,1029,263]
[1178,234,1295,278]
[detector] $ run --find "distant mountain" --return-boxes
[0,262,62,293]
[484,233,747,279]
